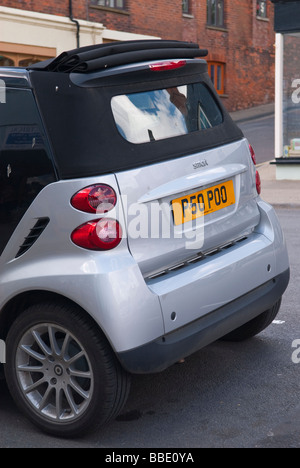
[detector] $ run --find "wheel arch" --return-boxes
[0,290,104,342]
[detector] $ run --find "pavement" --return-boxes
[257,162,300,208]
[230,102,275,125]
[230,103,300,209]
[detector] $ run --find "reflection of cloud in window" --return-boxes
[153,91,187,140]
[111,95,153,143]
[111,90,187,144]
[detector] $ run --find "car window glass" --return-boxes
[111,82,223,144]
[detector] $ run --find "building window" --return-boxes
[257,0,267,18]
[0,54,51,67]
[208,62,225,95]
[182,0,190,14]
[0,43,56,68]
[207,0,224,27]
[92,0,125,9]
[0,56,14,67]
[19,58,41,67]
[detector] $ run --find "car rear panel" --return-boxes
[115,138,260,279]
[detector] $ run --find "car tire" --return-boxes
[4,301,131,438]
[221,299,282,342]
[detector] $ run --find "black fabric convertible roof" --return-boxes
[30,40,208,73]
[29,41,243,180]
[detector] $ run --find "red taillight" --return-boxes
[256,171,261,195]
[71,218,122,251]
[71,184,117,214]
[249,144,261,195]
[149,60,187,72]
[249,144,257,165]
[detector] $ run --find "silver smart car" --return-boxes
[0,40,289,437]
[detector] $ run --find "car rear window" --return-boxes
[111,83,223,144]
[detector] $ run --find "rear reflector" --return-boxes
[249,144,257,165]
[256,171,261,195]
[71,218,122,251]
[249,144,261,195]
[149,60,187,72]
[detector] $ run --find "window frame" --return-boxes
[92,0,126,10]
[207,61,225,95]
[207,0,225,28]
[182,0,190,15]
[256,0,268,19]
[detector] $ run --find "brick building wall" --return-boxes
[0,0,275,111]
[88,0,276,111]
[226,0,275,110]
[2,0,69,17]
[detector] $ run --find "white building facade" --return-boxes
[0,5,157,67]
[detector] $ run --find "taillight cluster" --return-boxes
[249,144,261,195]
[70,184,122,251]
[71,184,117,214]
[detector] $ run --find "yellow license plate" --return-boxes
[172,180,235,226]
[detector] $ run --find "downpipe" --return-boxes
[69,0,80,48]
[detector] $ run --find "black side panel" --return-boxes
[0,85,57,255]
[30,66,243,180]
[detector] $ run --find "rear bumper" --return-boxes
[118,268,290,374]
